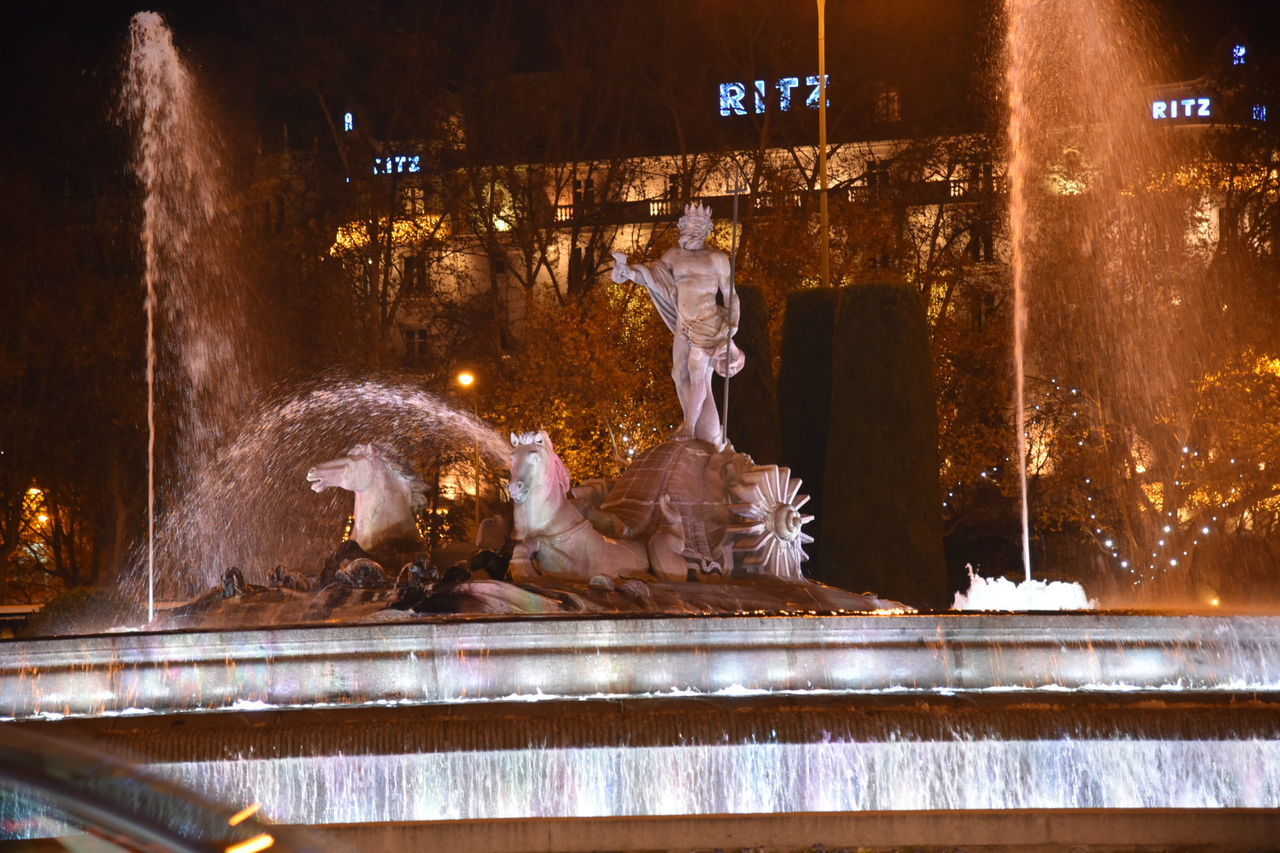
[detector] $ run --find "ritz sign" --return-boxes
[1151,97,1212,120]
[720,75,830,116]
[372,155,421,175]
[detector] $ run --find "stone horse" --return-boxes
[507,430,687,583]
[307,443,426,559]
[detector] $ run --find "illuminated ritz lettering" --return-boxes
[1150,97,1211,120]
[373,155,421,175]
[719,75,829,116]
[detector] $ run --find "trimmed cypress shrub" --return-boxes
[821,281,948,608]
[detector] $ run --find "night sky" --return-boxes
[5,0,1277,177]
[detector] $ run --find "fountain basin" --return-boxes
[5,613,1280,844]
[3,613,1280,720]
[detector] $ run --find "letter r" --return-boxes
[719,82,747,116]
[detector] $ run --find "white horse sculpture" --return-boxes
[307,443,426,556]
[508,430,687,583]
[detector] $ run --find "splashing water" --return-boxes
[1005,0,1200,598]
[147,377,508,595]
[122,12,269,613]
[1005,0,1033,583]
[119,16,510,600]
[952,568,1095,611]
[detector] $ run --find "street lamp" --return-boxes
[456,370,482,532]
[817,0,830,289]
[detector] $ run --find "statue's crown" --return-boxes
[678,202,714,231]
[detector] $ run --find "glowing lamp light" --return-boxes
[456,371,476,388]
[343,111,354,132]
[224,833,274,853]
[228,803,262,827]
[1210,597,1221,607]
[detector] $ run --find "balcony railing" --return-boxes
[546,178,1002,227]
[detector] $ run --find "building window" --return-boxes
[400,185,426,215]
[666,174,683,199]
[569,246,596,286]
[975,292,997,332]
[1253,104,1268,122]
[865,159,892,197]
[573,177,595,207]
[1233,44,1247,66]
[874,85,901,123]
[402,255,424,296]
[968,219,995,263]
[343,111,354,132]
[970,162,995,194]
[490,252,508,276]
[403,328,431,365]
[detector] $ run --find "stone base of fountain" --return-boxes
[3,613,1280,848]
[162,573,900,629]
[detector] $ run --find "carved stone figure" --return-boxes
[506,430,687,582]
[306,443,426,561]
[611,202,744,447]
[583,438,814,581]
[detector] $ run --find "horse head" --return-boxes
[307,449,374,494]
[308,443,427,554]
[306,443,426,504]
[508,430,571,506]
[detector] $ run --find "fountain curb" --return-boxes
[4,613,1280,720]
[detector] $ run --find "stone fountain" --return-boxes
[3,8,1280,853]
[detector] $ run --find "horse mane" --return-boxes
[513,431,571,498]
[348,442,429,508]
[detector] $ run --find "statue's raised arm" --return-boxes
[610,250,679,335]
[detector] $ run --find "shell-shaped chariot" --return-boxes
[572,439,814,580]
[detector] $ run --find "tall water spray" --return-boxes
[1005,0,1033,583]
[120,16,507,596]
[1003,0,1205,599]
[123,12,267,602]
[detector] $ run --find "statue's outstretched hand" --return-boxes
[610,251,631,284]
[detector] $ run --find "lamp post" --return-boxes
[456,371,482,532]
[817,0,830,289]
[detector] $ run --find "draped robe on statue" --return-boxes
[633,258,745,379]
